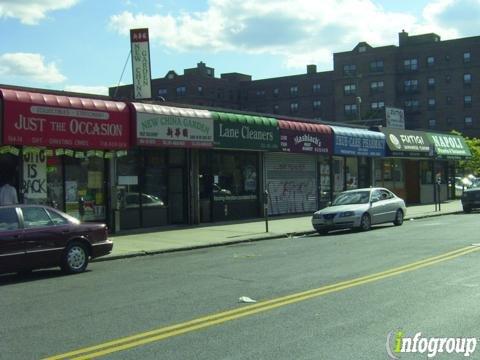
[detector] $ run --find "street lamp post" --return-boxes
[356,96,362,123]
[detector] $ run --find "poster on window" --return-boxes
[22,150,47,201]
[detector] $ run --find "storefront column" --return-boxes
[189,149,200,225]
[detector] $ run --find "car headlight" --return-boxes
[339,211,354,217]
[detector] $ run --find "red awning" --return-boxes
[278,119,332,134]
[0,88,130,150]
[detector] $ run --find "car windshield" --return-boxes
[332,191,370,205]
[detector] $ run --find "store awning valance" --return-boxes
[0,88,130,149]
[381,128,432,158]
[426,132,472,159]
[132,102,213,148]
[278,120,332,154]
[211,111,279,150]
[331,126,385,157]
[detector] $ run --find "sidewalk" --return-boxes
[97,200,464,262]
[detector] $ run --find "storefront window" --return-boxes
[318,157,330,203]
[420,160,433,184]
[346,157,358,190]
[47,155,64,209]
[65,156,105,222]
[333,157,345,197]
[212,152,258,199]
[117,151,141,230]
[142,150,168,227]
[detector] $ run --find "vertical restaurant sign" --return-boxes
[130,28,152,100]
[135,107,213,148]
[22,149,47,201]
[1,89,130,149]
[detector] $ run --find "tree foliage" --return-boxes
[452,130,480,176]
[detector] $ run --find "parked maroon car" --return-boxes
[0,205,113,275]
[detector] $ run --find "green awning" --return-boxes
[211,111,279,150]
[426,132,472,159]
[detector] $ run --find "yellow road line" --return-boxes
[45,245,480,360]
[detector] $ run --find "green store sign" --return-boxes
[426,132,472,159]
[212,112,279,150]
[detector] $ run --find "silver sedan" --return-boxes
[311,187,406,234]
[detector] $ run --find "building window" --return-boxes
[158,88,167,97]
[273,88,280,97]
[369,60,384,73]
[256,89,265,97]
[426,56,435,67]
[464,52,471,63]
[313,100,322,110]
[197,85,204,94]
[403,58,418,71]
[447,117,454,126]
[290,86,298,97]
[370,101,385,110]
[176,86,186,96]
[404,99,420,112]
[427,77,435,90]
[445,74,451,83]
[290,102,299,113]
[404,79,419,92]
[273,104,279,113]
[344,103,357,116]
[428,119,436,128]
[312,83,321,93]
[427,98,436,110]
[370,80,384,93]
[446,96,453,105]
[344,83,356,95]
[358,45,367,53]
[465,116,473,126]
[464,73,472,85]
[464,95,472,107]
[343,64,357,76]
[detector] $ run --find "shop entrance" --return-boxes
[405,160,420,204]
[168,167,185,224]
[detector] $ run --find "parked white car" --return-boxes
[311,187,406,234]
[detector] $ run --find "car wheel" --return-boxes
[317,228,329,235]
[61,241,89,274]
[463,206,472,213]
[360,213,371,231]
[393,209,404,226]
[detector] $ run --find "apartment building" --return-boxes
[109,31,480,137]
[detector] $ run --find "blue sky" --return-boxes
[0,0,479,95]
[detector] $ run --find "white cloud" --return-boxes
[0,0,79,25]
[0,52,66,83]
[108,0,480,73]
[63,85,109,96]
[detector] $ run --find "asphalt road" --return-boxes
[1,213,480,360]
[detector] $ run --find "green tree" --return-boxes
[452,130,480,176]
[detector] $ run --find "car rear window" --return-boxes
[0,208,19,231]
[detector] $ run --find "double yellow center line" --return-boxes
[45,245,480,360]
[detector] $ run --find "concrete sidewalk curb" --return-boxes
[92,210,463,263]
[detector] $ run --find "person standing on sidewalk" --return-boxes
[0,174,19,205]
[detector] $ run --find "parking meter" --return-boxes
[263,190,269,232]
[78,196,86,219]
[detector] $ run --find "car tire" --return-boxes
[393,209,404,226]
[360,213,371,231]
[463,206,472,213]
[61,241,89,274]
[317,228,329,235]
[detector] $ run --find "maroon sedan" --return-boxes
[0,204,113,275]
